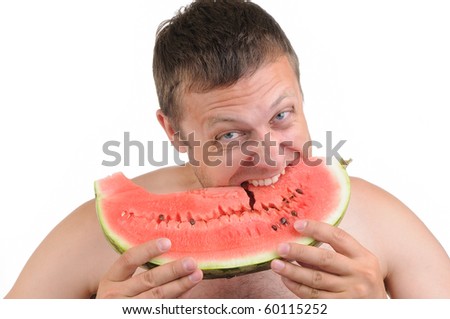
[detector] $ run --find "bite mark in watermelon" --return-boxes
[95,157,350,278]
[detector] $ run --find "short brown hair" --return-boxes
[153,0,300,127]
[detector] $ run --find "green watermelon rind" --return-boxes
[95,184,133,255]
[95,157,350,279]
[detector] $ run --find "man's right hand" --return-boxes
[96,238,203,298]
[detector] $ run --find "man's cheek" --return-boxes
[202,140,224,167]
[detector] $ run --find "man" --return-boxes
[6,0,450,298]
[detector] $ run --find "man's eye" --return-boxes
[273,111,289,122]
[217,132,240,141]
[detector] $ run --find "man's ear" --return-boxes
[156,110,188,153]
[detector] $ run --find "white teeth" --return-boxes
[247,171,283,187]
[281,168,285,175]
[272,174,279,184]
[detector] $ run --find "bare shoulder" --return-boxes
[6,166,194,298]
[342,176,450,298]
[345,176,412,223]
[344,176,444,253]
[5,199,117,298]
[345,176,439,237]
[5,166,207,298]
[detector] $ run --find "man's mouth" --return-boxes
[246,168,286,187]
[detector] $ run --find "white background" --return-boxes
[0,0,449,297]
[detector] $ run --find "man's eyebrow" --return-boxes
[270,93,291,109]
[207,116,239,128]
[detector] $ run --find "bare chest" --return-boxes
[179,270,298,299]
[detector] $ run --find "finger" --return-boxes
[107,238,171,282]
[281,276,345,299]
[271,259,345,292]
[277,242,352,275]
[295,220,367,258]
[136,269,203,299]
[126,257,200,296]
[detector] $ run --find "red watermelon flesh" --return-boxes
[95,157,350,278]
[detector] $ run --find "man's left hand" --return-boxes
[270,220,387,298]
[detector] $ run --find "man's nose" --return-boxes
[239,132,287,168]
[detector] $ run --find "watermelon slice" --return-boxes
[95,157,350,278]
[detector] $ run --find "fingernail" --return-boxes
[277,243,290,257]
[294,220,307,232]
[271,259,285,271]
[157,238,171,252]
[182,258,196,272]
[188,270,203,283]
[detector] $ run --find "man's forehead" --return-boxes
[181,56,299,100]
[204,92,296,127]
[177,57,302,129]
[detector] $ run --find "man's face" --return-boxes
[177,56,310,188]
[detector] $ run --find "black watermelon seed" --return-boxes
[189,218,196,225]
[271,225,278,231]
[280,217,288,225]
[269,203,280,211]
[158,214,164,221]
[291,210,298,217]
[295,188,303,194]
